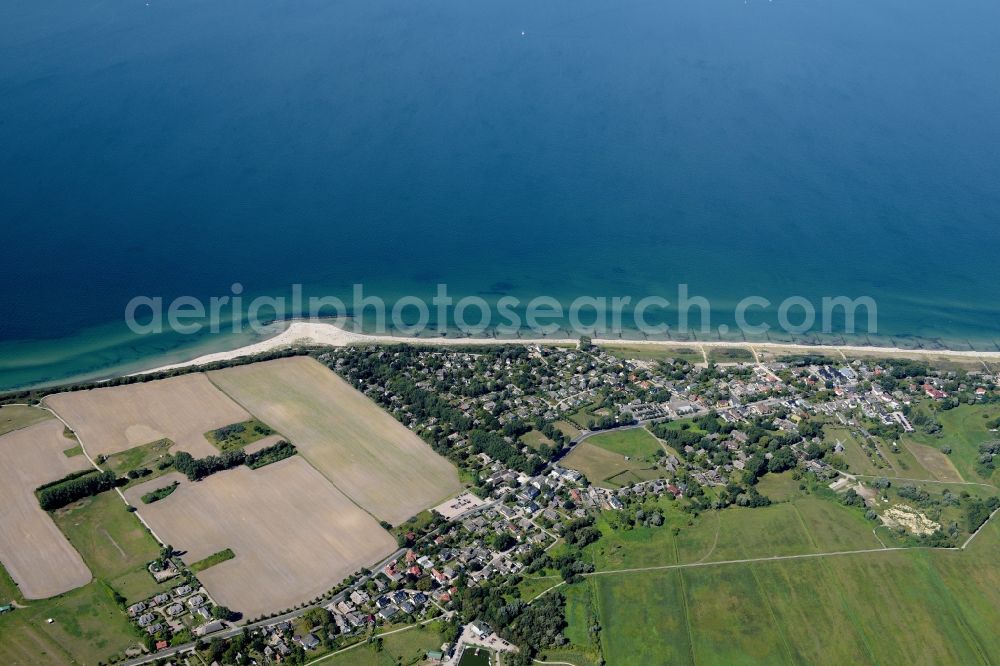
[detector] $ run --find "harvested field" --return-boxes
[243,434,287,456]
[0,419,93,598]
[906,442,964,483]
[209,357,461,525]
[45,374,250,459]
[125,457,396,619]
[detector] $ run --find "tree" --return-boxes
[211,605,240,621]
[492,533,516,552]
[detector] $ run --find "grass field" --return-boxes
[50,491,167,602]
[315,623,450,666]
[553,420,581,439]
[824,426,885,475]
[209,357,461,525]
[189,548,235,573]
[99,437,173,480]
[125,456,396,619]
[46,373,250,459]
[0,576,143,666]
[708,347,755,363]
[562,442,659,488]
[550,440,1000,666]
[204,417,276,451]
[0,405,52,436]
[585,428,663,458]
[557,497,1000,665]
[754,471,801,502]
[574,530,1000,665]
[562,428,665,488]
[905,404,1000,484]
[906,441,964,482]
[563,404,602,430]
[0,419,93,599]
[600,344,705,364]
[583,495,880,572]
[519,428,555,450]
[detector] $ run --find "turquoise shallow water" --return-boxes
[2,0,999,390]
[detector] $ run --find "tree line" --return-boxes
[36,469,119,510]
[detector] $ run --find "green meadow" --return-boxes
[50,490,167,602]
[566,524,1000,666]
[545,401,1000,666]
[904,404,1000,484]
[0,405,51,436]
[310,622,450,666]
[0,562,142,666]
[562,428,666,488]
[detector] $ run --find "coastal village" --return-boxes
[82,341,1000,666]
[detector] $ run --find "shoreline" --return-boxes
[136,321,1000,376]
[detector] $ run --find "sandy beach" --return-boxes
[136,321,1000,377]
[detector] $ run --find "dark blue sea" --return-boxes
[2,0,999,390]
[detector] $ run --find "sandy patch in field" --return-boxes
[46,374,250,459]
[880,504,941,536]
[0,419,93,598]
[125,457,396,619]
[209,357,461,525]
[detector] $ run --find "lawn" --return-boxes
[50,491,166,602]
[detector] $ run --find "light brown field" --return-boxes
[906,442,964,482]
[125,457,395,619]
[0,418,93,598]
[563,441,659,489]
[209,357,461,525]
[45,374,250,459]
